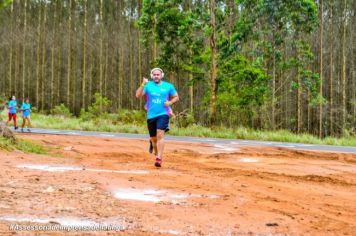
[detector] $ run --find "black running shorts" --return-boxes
[147,115,170,137]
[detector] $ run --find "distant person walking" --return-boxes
[6,95,18,130]
[136,68,179,167]
[20,98,32,132]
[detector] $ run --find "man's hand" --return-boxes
[142,77,149,86]
[136,77,148,98]
[164,101,171,107]
[165,94,179,107]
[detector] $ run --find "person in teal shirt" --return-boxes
[6,95,18,130]
[20,98,32,132]
[136,68,179,167]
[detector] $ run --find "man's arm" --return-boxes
[164,93,179,107]
[136,77,149,98]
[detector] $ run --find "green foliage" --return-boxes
[51,104,72,117]
[31,112,147,134]
[0,0,12,9]
[138,0,207,82]
[0,137,47,154]
[309,94,326,107]
[115,109,146,124]
[217,54,269,125]
[172,109,196,128]
[80,93,112,120]
[290,39,320,100]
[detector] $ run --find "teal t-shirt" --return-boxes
[143,81,177,119]
[21,103,31,117]
[8,100,17,114]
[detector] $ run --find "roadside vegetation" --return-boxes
[2,94,354,147]
[0,137,47,154]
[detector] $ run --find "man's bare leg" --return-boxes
[150,137,158,155]
[156,129,165,160]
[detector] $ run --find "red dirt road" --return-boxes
[0,134,355,235]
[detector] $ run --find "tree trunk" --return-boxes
[56,0,63,106]
[138,0,143,110]
[152,14,157,61]
[104,40,109,99]
[319,0,323,138]
[329,7,334,136]
[50,0,57,109]
[297,71,301,133]
[66,0,72,108]
[189,73,194,113]
[8,1,13,94]
[119,46,124,109]
[129,22,134,109]
[209,0,218,124]
[82,0,87,109]
[70,0,77,113]
[41,2,47,110]
[329,43,334,136]
[22,0,27,100]
[272,44,276,130]
[88,51,93,106]
[352,5,356,132]
[307,91,311,132]
[99,0,104,110]
[15,31,20,95]
[36,2,42,108]
[341,0,347,132]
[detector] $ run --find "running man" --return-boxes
[20,98,32,132]
[6,95,18,130]
[136,68,179,167]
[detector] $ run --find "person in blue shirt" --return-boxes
[136,68,179,167]
[6,95,18,130]
[20,98,32,132]
[144,101,176,155]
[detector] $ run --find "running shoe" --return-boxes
[154,157,162,167]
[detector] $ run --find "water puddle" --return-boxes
[0,216,97,226]
[213,144,238,153]
[114,189,162,202]
[113,188,217,203]
[159,229,180,235]
[0,216,51,224]
[0,215,126,229]
[239,158,259,163]
[0,204,11,209]
[86,168,148,174]
[17,164,82,172]
[17,164,148,174]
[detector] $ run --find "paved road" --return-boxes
[15,128,356,153]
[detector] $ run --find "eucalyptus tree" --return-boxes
[234,0,318,133]
[138,0,206,115]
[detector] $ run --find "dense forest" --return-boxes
[0,0,354,137]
